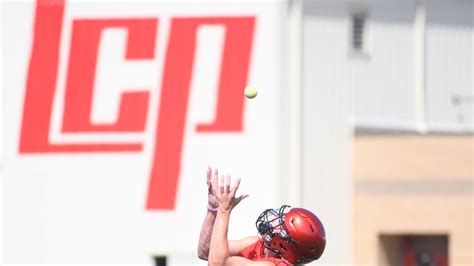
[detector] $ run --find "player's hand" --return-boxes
[207,167,219,209]
[211,172,248,214]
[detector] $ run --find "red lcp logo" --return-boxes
[19,0,255,210]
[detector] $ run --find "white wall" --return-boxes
[302,1,354,264]
[425,0,473,132]
[302,0,419,132]
[2,0,286,264]
[302,0,473,133]
[352,0,418,130]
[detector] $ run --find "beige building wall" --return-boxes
[353,135,473,265]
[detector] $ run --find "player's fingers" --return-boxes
[212,169,219,194]
[230,177,241,197]
[207,167,211,186]
[208,182,213,195]
[220,175,225,194]
[225,175,231,193]
[211,171,219,196]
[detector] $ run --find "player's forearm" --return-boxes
[197,210,217,260]
[208,210,231,266]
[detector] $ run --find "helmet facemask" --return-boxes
[255,205,295,255]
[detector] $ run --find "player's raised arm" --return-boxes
[208,174,248,266]
[197,167,219,260]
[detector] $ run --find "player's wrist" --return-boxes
[207,204,218,213]
[217,206,232,215]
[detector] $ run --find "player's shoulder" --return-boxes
[229,236,259,256]
[240,236,259,247]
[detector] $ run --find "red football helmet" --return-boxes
[256,205,326,264]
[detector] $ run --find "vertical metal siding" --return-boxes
[302,2,353,264]
[353,1,417,130]
[426,1,473,132]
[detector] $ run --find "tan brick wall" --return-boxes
[354,135,473,180]
[353,135,474,265]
